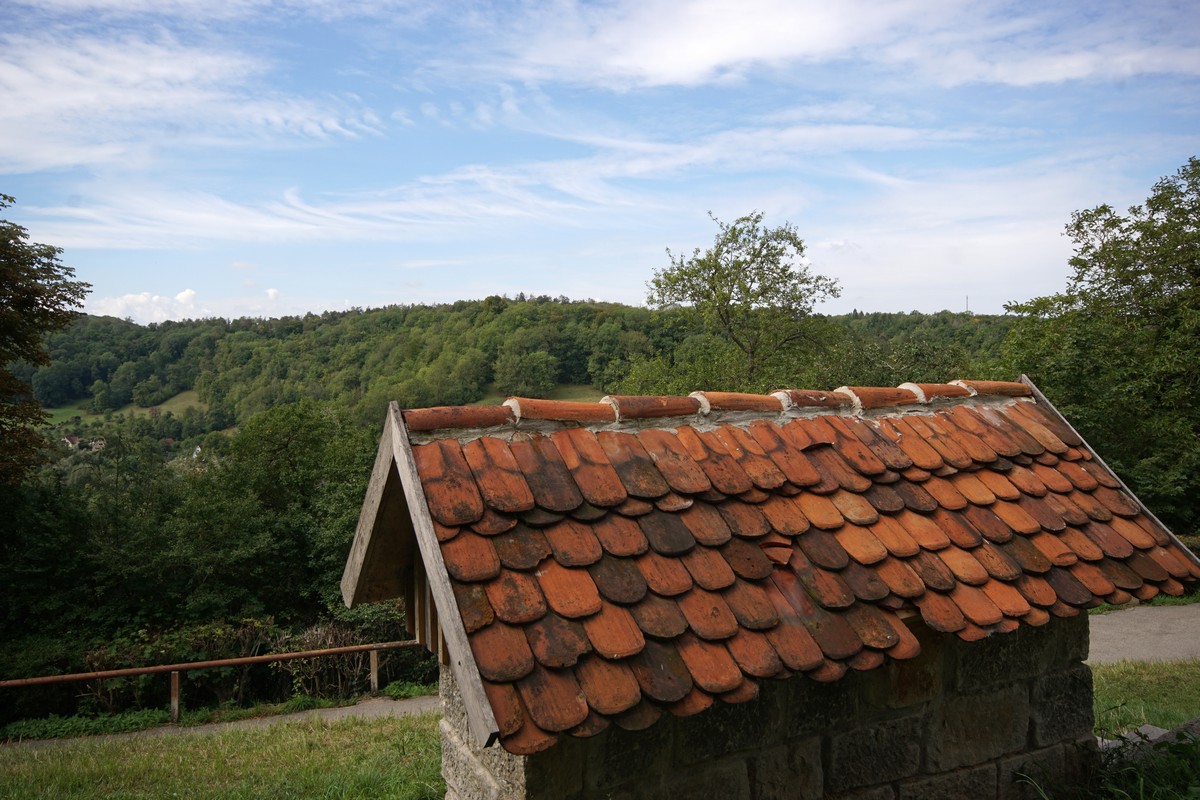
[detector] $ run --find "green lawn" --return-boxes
[45,390,207,425]
[0,714,443,800]
[1092,659,1200,734]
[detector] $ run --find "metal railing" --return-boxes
[0,640,422,723]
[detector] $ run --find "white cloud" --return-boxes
[265,287,280,301]
[89,289,210,322]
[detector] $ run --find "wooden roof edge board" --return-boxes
[1019,375,1200,571]
[386,401,501,748]
[342,417,412,607]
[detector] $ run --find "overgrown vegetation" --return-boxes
[0,714,444,800]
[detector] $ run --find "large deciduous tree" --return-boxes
[1003,157,1200,530]
[1,195,90,483]
[646,211,840,389]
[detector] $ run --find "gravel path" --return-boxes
[1088,603,1200,665]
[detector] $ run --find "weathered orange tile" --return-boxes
[1069,490,1114,522]
[1102,588,1134,606]
[582,601,646,659]
[713,424,788,490]
[1067,562,1116,597]
[737,487,771,504]
[960,504,1014,543]
[1082,521,1134,559]
[808,659,849,682]
[681,544,737,591]
[905,415,973,469]
[568,710,610,739]
[699,391,785,412]
[842,603,900,650]
[470,621,536,682]
[413,440,485,526]
[1093,486,1141,517]
[597,431,671,499]
[950,472,996,506]
[501,713,558,756]
[432,520,460,542]
[635,547,695,596]
[725,628,784,678]
[759,494,811,535]
[828,490,878,526]
[471,508,519,537]
[655,492,694,513]
[789,549,856,609]
[948,405,1023,458]
[551,428,628,508]
[719,677,762,704]
[1057,526,1104,562]
[777,388,855,410]
[822,416,890,476]
[536,559,603,618]
[956,379,1032,397]
[869,516,921,558]
[1005,403,1070,454]
[1108,517,1156,550]
[482,679,524,737]
[614,496,654,517]
[1054,460,1099,492]
[989,500,1041,535]
[441,530,502,582]
[761,583,825,670]
[933,411,999,463]
[486,570,547,624]
[1132,583,1160,602]
[507,435,586,513]
[971,540,1024,581]
[638,509,698,555]
[806,446,873,492]
[980,579,1032,618]
[1014,574,1057,608]
[1000,535,1053,574]
[874,417,944,471]
[976,406,1046,456]
[835,523,890,565]
[668,686,715,717]
[592,514,650,557]
[635,428,712,495]
[613,699,664,731]
[677,586,740,640]
[1029,463,1073,494]
[936,545,989,586]
[892,481,940,513]
[628,639,694,703]
[796,493,845,531]
[515,663,590,733]
[720,537,775,580]
[920,476,968,511]
[1126,551,1170,583]
[542,517,604,567]
[913,591,967,633]
[1097,558,1144,591]
[895,509,952,550]
[848,418,914,471]
[843,385,921,408]
[956,622,991,642]
[717,501,772,538]
[588,554,649,605]
[1080,459,1121,489]
[453,582,495,633]
[1023,607,1052,626]
[769,569,863,660]
[1148,546,1193,580]
[906,550,956,592]
[628,592,689,638]
[840,561,891,602]
[1043,567,1094,607]
[462,437,536,514]
[1027,532,1077,567]
[759,532,794,566]
[926,508,982,549]
[864,483,907,514]
[721,579,781,630]
[746,421,824,486]
[675,632,744,693]
[517,507,565,527]
[881,611,922,660]
[405,404,515,432]
[524,611,592,668]
[948,584,1003,626]
[677,502,733,546]
[1012,401,1084,447]
[674,427,755,496]
[797,529,852,571]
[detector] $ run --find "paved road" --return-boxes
[1088,603,1200,665]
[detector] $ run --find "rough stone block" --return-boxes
[643,760,751,800]
[827,713,923,792]
[926,683,1029,771]
[897,763,997,800]
[751,737,822,800]
[1052,614,1090,665]
[866,626,945,709]
[778,674,859,740]
[441,718,504,800]
[1031,665,1094,747]
[675,688,776,764]
[584,719,676,792]
[828,787,896,800]
[997,744,1065,800]
[526,736,585,799]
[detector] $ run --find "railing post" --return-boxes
[369,650,379,694]
[170,671,181,723]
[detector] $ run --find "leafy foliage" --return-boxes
[648,211,841,386]
[1003,157,1200,531]
[0,194,89,483]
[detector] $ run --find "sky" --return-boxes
[3,1,1198,324]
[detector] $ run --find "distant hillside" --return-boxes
[19,299,1014,434]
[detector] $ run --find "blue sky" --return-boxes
[3,1,1198,323]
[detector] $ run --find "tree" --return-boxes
[1002,157,1200,530]
[1,195,90,483]
[647,211,840,388]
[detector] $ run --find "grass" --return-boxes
[1092,659,1200,734]
[382,682,439,701]
[45,390,207,425]
[472,382,605,406]
[0,714,444,800]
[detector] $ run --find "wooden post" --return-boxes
[170,671,181,723]
[369,650,379,694]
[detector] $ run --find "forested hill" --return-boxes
[21,299,1013,436]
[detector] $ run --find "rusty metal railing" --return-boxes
[0,640,422,723]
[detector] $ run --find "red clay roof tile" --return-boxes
[379,379,1200,753]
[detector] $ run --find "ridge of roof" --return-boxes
[403,379,1032,439]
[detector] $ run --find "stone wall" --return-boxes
[440,615,1096,800]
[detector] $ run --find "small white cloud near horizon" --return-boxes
[89,288,208,322]
[265,287,280,301]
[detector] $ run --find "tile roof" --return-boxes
[343,378,1200,755]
